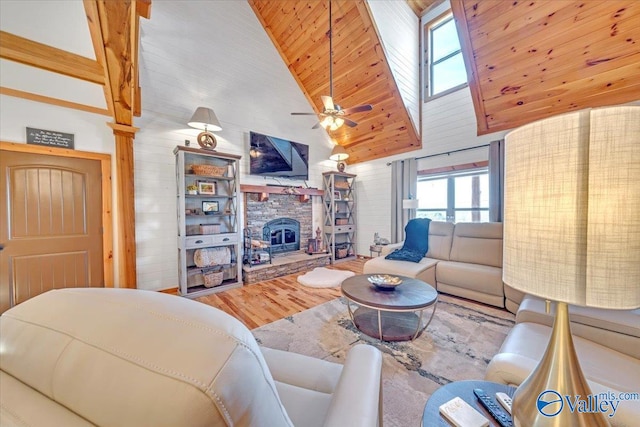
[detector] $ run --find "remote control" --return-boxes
[495,392,512,415]
[473,388,513,427]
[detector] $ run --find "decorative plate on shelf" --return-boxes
[367,274,402,290]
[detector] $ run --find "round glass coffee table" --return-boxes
[341,274,438,341]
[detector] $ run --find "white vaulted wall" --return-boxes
[351,1,506,252]
[135,1,336,290]
[1,1,336,292]
[2,0,512,291]
[367,0,421,135]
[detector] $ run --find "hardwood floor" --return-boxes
[195,258,366,329]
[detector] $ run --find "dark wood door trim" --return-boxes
[0,141,114,288]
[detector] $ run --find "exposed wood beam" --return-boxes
[84,0,115,117]
[137,0,152,19]
[0,87,110,116]
[84,0,149,288]
[94,0,136,125]
[0,31,105,85]
[107,123,137,289]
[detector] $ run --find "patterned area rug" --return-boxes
[252,294,515,427]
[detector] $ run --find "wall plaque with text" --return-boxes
[26,127,75,149]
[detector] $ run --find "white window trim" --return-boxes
[423,11,468,102]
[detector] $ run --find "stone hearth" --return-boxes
[242,252,330,285]
[243,192,323,283]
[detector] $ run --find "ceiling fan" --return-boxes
[291,0,373,131]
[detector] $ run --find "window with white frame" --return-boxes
[424,12,467,99]
[416,168,489,222]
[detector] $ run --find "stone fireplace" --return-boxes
[244,193,313,249]
[242,191,329,284]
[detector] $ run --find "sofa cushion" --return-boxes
[504,284,526,314]
[491,323,640,393]
[0,371,94,427]
[425,221,455,261]
[0,288,293,427]
[385,218,431,262]
[261,347,343,427]
[449,222,503,268]
[364,256,438,284]
[516,295,640,358]
[436,261,503,297]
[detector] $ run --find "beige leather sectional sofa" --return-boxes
[487,294,640,427]
[0,288,382,427]
[364,221,507,308]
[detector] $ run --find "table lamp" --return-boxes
[188,106,222,150]
[329,144,349,172]
[503,105,639,426]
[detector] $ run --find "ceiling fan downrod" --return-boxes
[329,0,333,100]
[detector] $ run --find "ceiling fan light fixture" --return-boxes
[329,117,344,131]
[290,0,372,130]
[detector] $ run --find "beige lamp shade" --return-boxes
[188,107,222,131]
[503,106,640,309]
[329,145,349,161]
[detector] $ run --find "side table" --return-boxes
[422,380,515,426]
[369,244,383,257]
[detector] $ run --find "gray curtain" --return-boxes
[489,139,505,222]
[390,158,417,242]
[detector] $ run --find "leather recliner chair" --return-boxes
[0,288,383,426]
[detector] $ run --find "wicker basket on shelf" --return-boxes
[334,181,349,189]
[191,164,226,176]
[202,270,224,288]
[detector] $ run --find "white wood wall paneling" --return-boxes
[367,0,421,136]
[135,1,335,291]
[352,1,507,256]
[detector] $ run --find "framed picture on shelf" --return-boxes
[202,201,219,214]
[333,191,341,200]
[197,181,216,195]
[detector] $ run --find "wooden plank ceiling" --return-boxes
[451,0,640,135]
[249,0,421,164]
[406,0,444,17]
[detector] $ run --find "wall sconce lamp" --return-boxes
[188,107,222,150]
[329,145,349,172]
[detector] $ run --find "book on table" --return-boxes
[439,396,489,427]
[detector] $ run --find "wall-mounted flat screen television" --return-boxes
[249,131,309,180]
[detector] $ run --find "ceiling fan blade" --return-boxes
[321,95,335,111]
[341,104,373,115]
[291,112,318,115]
[343,118,359,128]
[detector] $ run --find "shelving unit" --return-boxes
[174,146,242,298]
[322,171,357,264]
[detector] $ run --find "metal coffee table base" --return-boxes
[346,299,438,341]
